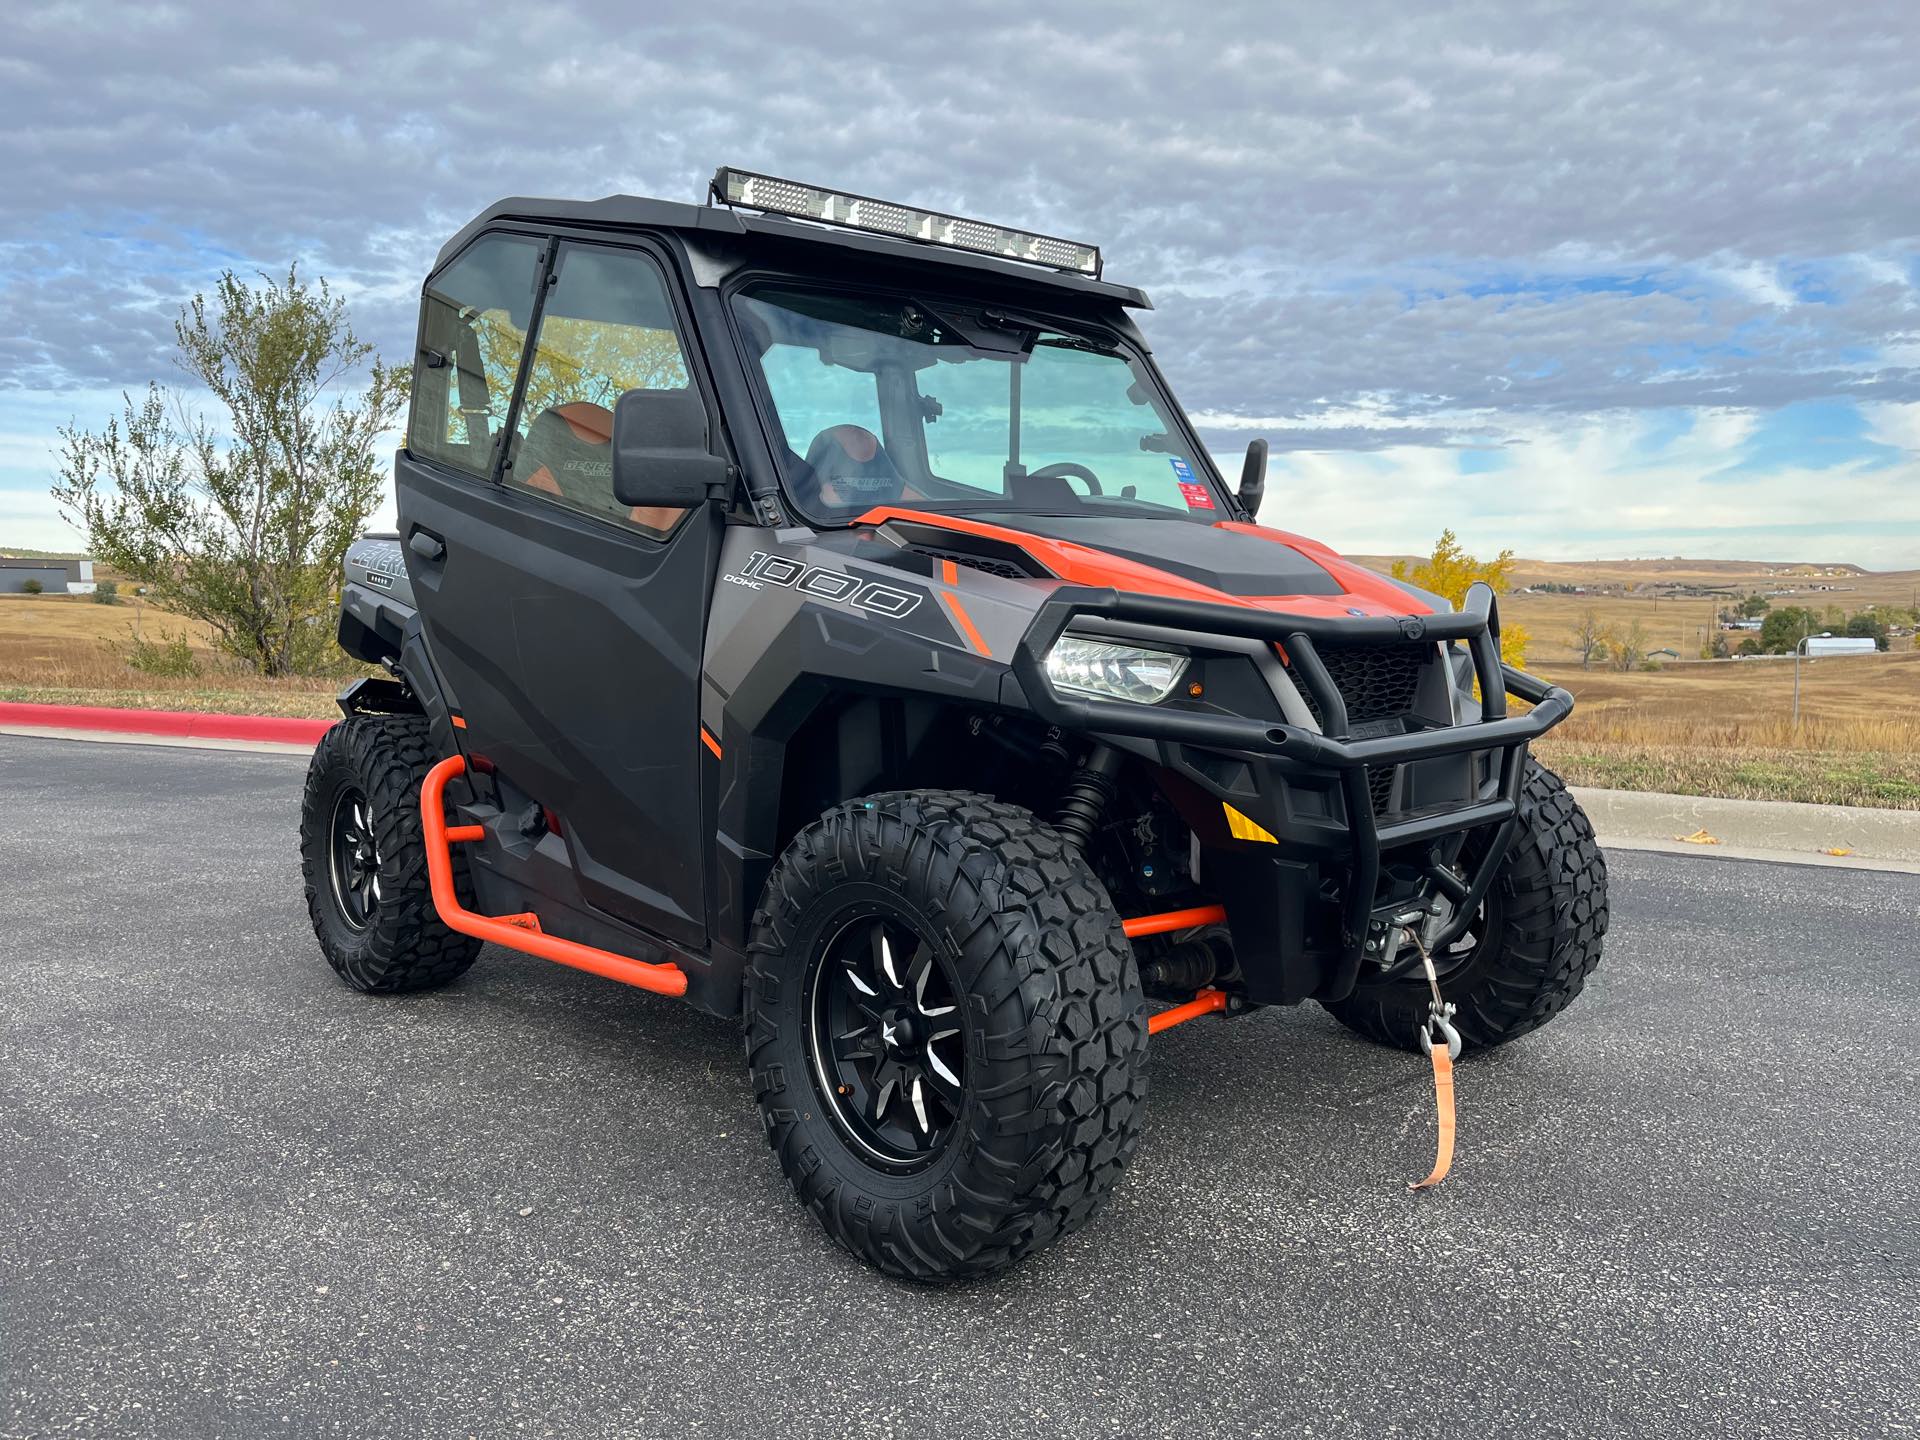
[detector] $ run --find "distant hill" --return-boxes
[1350,555,1907,586]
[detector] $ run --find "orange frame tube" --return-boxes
[1148,988,1228,1035]
[420,754,689,998]
[1121,904,1227,939]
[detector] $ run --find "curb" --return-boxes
[0,701,334,747]
[1569,786,1920,873]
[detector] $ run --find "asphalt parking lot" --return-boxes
[3,733,1916,1439]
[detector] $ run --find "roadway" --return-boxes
[2,734,1915,1438]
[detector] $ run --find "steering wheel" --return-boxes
[1029,461,1103,495]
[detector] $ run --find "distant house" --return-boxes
[0,557,95,594]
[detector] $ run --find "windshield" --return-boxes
[733,286,1226,526]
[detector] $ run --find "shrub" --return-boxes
[126,629,200,677]
[20,578,43,595]
[92,580,120,605]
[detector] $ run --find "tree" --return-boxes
[1736,636,1763,656]
[1759,606,1821,655]
[1845,612,1890,651]
[1393,529,1530,666]
[53,268,404,676]
[1569,610,1609,669]
[1610,620,1647,671]
[1736,593,1770,619]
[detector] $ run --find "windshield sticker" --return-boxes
[1170,457,1215,509]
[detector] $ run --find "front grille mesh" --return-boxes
[1366,767,1396,815]
[1285,642,1431,817]
[1318,643,1429,725]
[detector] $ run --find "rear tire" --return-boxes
[745,790,1148,1281]
[299,714,481,993]
[1321,760,1607,1053]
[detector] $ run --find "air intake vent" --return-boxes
[909,545,1043,581]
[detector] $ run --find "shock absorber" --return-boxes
[1054,742,1122,852]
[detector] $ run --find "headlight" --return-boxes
[1044,636,1188,704]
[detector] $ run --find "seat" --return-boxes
[516,401,685,536]
[802,424,906,509]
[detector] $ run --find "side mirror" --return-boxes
[611,388,730,508]
[1238,437,1268,519]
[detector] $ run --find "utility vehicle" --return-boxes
[299,168,1607,1280]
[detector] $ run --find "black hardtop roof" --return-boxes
[431,193,1152,309]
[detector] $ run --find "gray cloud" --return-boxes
[4,0,1918,449]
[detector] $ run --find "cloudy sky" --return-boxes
[5,0,1918,565]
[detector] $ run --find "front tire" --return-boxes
[299,714,482,993]
[745,790,1148,1281]
[1322,760,1608,1053]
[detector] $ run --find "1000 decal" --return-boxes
[724,551,922,618]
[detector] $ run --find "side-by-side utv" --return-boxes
[299,168,1607,1280]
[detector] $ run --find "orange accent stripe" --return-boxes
[420,755,688,998]
[700,727,723,759]
[940,559,959,585]
[944,592,989,656]
[1122,904,1228,939]
[1148,987,1228,1035]
[450,714,467,730]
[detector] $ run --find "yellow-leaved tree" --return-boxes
[1391,529,1530,668]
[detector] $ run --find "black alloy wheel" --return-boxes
[805,909,966,1168]
[328,785,382,931]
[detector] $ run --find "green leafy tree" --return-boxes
[1759,606,1822,654]
[1393,529,1530,667]
[1736,593,1770,619]
[53,268,405,676]
[1844,612,1890,651]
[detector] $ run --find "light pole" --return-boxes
[1792,626,1826,729]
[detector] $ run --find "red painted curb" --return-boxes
[0,701,335,746]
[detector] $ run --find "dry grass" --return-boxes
[6,573,1920,807]
[1525,650,1920,808]
[1533,738,1920,809]
[0,593,344,717]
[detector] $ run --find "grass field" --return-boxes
[0,593,343,717]
[1529,651,1920,808]
[6,556,1920,807]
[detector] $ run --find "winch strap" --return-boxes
[1409,1043,1456,1191]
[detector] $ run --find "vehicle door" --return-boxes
[396,231,721,948]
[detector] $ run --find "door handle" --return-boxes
[408,529,447,564]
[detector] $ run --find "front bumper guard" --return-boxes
[1011,581,1574,989]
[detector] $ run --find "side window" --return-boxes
[506,243,693,539]
[410,233,544,477]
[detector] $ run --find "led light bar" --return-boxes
[710,166,1102,277]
